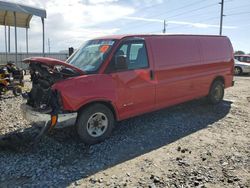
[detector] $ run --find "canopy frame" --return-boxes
[0,0,47,66]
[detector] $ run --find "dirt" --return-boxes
[0,76,249,187]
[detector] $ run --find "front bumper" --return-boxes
[21,103,77,128]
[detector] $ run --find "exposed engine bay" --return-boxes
[27,62,79,113]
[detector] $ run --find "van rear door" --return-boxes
[108,38,155,119]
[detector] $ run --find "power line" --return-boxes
[224,3,250,12]
[166,16,221,31]
[227,11,250,16]
[165,3,218,19]
[122,2,218,32]
[121,0,249,34]
[120,1,211,30]
[160,0,209,16]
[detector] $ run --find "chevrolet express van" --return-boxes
[21,34,234,144]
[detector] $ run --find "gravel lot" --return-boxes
[0,76,249,188]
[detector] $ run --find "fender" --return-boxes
[52,74,117,112]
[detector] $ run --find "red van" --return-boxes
[21,34,234,144]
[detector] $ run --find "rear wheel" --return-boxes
[76,104,115,145]
[234,67,242,75]
[207,80,224,104]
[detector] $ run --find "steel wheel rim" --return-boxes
[214,85,222,101]
[234,67,240,75]
[87,112,108,137]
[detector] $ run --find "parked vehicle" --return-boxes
[234,58,250,75]
[0,63,23,96]
[234,54,250,63]
[21,34,234,144]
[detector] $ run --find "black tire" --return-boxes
[234,67,242,75]
[76,104,115,145]
[207,80,224,104]
[13,87,22,96]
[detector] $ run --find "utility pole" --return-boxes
[219,0,224,35]
[48,38,51,54]
[163,20,167,33]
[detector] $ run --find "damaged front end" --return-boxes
[21,57,83,142]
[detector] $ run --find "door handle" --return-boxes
[150,70,154,80]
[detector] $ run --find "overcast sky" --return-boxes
[0,0,250,53]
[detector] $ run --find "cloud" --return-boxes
[124,16,162,23]
[124,16,237,29]
[84,0,119,4]
[129,0,163,7]
[1,0,135,52]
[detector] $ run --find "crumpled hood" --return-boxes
[23,57,84,74]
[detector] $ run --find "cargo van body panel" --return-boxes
[107,38,156,120]
[22,34,234,123]
[146,36,233,111]
[111,69,155,120]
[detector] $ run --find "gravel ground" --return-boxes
[0,76,249,187]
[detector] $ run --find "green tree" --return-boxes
[234,50,245,55]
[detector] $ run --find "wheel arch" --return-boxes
[77,100,119,121]
[208,75,225,93]
[212,75,225,86]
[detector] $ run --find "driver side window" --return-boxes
[113,41,149,72]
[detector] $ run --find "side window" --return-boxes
[119,44,128,56]
[113,41,149,71]
[246,57,250,62]
[128,43,148,69]
[130,43,143,61]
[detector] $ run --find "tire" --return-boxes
[234,67,242,75]
[76,104,115,145]
[207,80,224,104]
[13,87,22,96]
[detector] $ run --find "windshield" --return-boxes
[234,59,240,63]
[67,39,115,73]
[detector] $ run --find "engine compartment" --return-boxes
[27,62,79,113]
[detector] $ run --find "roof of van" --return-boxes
[94,34,228,40]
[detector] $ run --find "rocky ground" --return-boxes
[0,76,249,188]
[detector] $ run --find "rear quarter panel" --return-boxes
[148,35,234,109]
[199,36,234,90]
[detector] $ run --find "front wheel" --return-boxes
[76,104,115,145]
[207,80,224,104]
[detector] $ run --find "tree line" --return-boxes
[234,50,250,55]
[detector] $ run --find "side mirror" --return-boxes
[115,55,127,70]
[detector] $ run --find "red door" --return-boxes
[109,39,155,120]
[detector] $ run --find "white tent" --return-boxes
[0,0,46,65]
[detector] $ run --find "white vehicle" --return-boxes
[234,59,250,75]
